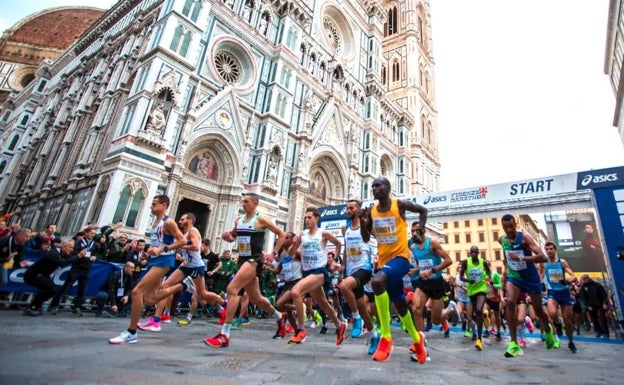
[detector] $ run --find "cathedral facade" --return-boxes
[0,0,440,252]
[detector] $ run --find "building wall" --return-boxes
[606,0,624,142]
[0,0,441,253]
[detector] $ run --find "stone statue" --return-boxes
[146,104,166,134]
[259,17,269,36]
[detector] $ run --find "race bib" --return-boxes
[117,288,124,297]
[505,251,527,271]
[238,236,251,257]
[373,217,398,244]
[468,268,483,282]
[418,259,434,271]
[548,268,564,283]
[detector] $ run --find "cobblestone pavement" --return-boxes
[0,309,622,385]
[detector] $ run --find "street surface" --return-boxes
[0,309,621,385]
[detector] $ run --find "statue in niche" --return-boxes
[259,16,269,36]
[242,2,253,21]
[145,104,166,134]
[266,159,278,182]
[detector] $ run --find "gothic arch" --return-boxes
[308,153,347,205]
[184,135,240,185]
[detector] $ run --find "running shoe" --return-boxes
[483,312,490,328]
[276,313,287,339]
[160,314,172,323]
[519,339,526,348]
[424,322,432,332]
[525,316,535,333]
[504,341,523,357]
[336,322,347,345]
[289,329,307,344]
[183,276,196,294]
[372,337,393,362]
[475,338,483,351]
[410,331,427,364]
[204,333,229,348]
[71,308,83,317]
[177,318,191,326]
[464,329,472,338]
[442,319,450,338]
[351,317,363,338]
[555,317,563,337]
[368,335,380,355]
[495,332,502,342]
[319,325,328,334]
[568,341,577,353]
[240,317,251,326]
[286,325,295,334]
[218,302,227,325]
[137,317,161,332]
[108,330,137,345]
[544,325,557,349]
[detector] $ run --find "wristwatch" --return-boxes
[431,267,437,273]
[163,246,170,252]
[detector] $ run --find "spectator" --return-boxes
[125,238,147,282]
[0,228,31,286]
[40,224,58,244]
[48,226,97,316]
[93,234,110,260]
[202,239,220,292]
[0,206,21,223]
[0,221,10,238]
[579,274,610,339]
[108,234,132,263]
[212,250,236,297]
[95,261,135,317]
[23,238,72,316]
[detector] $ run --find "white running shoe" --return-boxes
[183,276,196,294]
[108,330,137,344]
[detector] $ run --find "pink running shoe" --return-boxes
[137,317,161,332]
[525,316,535,333]
[519,339,527,348]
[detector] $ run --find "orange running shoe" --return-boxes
[288,329,308,344]
[410,331,427,364]
[336,322,347,345]
[372,337,393,362]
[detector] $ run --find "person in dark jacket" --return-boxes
[95,261,135,317]
[23,239,75,316]
[48,226,97,315]
[579,274,610,338]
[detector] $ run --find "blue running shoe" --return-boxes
[368,335,380,355]
[352,317,363,338]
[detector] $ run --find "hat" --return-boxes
[100,225,111,234]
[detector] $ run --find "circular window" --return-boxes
[209,37,257,93]
[323,17,342,54]
[214,51,241,84]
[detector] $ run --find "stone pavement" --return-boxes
[0,309,622,385]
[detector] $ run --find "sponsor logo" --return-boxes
[320,205,347,218]
[423,195,447,205]
[450,187,488,203]
[580,173,618,187]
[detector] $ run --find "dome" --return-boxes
[6,7,105,50]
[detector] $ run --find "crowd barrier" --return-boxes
[1,251,119,298]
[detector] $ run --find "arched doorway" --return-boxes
[176,198,211,237]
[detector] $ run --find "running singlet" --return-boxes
[501,232,540,283]
[184,230,204,268]
[411,237,443,280]
[280,253,302,282]
[371,199,410,268]
[344,225,372,276]
[236,213,266,260]
[545,257,567,291]
[300,230,326,271]
[149,215,174,258]
[465,257,487,296]
[487,271,501,301]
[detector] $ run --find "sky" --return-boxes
[2,0,623,191]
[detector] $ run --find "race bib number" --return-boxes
[238,236,251,257]
[346,245,361,258]
[373,218,398,244]
[548,268,564,283]
[117,288,124,297]
[505,251,527,271]
[468,268,483,282]
[418,259,434,271]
